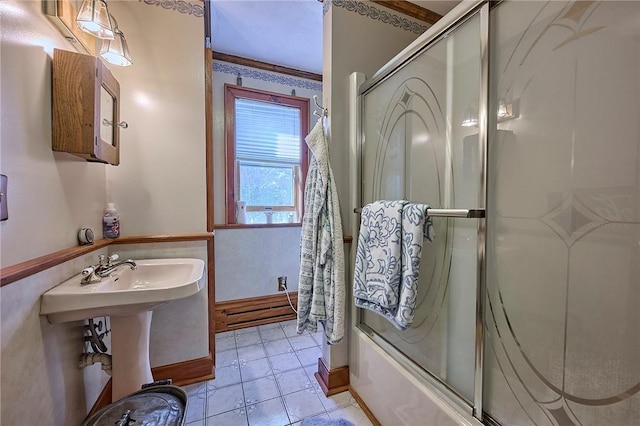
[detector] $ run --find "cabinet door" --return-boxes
[52,48,120,165]
[96,61,120,165]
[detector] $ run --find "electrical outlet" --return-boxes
[0,174,7,221]
[278,276,287,291]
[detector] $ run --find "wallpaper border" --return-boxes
[139,0,205,18]
[213,61,323,92]
[326,0,428,35]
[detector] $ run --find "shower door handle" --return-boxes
[427,208,485,218]
[353,207,485,218]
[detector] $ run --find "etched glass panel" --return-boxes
[360,11,482,402]
[485,2,640,425]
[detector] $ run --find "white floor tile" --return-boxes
[260,326,287,342]
[276,368,313,396]
[311,331,325,346]
[216,348,239,368]
[295,346,321,367]
[206,383,245,417]
[269,351,303,372]
[240,357,273,382]
[288,412,331,426]
[287,334,317,351]
[237,344,267,362]
[183,381,207,397]
[329,403,373,426]
[283,389,326,423]
[246,398,290,426]
[216,333,237,352]
[281,322,299,337]
[189,322,369,426]
[205,408,248,426]
[264,338,294,356]
[303,365,318,379]
[185,391,206,424]
[242,376,280,405]
[210,364,242,388]
[235,326,259,335]
[258,323,280,331]
[236,331,262,348]
[316,389,356,412]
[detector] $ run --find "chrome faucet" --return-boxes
[96,259,137,278]
[80,254,137,285]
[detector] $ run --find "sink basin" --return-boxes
[40,257,205,400]
[40,258,205,324]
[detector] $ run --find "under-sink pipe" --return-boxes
[79,352,112,376]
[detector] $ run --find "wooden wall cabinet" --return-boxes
[52,48,121,165]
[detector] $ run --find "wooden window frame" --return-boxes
[224,84,310,224]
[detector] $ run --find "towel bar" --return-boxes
[353,207,485,218]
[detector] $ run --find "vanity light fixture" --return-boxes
[76,0,114,40]
[497,90,519,122]
[100,15,133,67]
[497,98,509,119]
[461,106,479,127]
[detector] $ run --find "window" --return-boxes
[225,84,309,224]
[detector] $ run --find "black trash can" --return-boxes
[83,385,188,426]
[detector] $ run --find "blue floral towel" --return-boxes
[353,200,434,330]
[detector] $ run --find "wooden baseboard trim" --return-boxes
[87,379,113,418]
[215,293,297,332]
[314,358,349,397]
[152,353,214,386]
[348,385,383,426]
[85,354,214,419]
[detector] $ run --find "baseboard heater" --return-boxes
[214,292,298,332]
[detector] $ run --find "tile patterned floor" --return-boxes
[182,320,373,426]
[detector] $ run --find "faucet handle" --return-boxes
[108,254,119,263]
[82,266,95,276]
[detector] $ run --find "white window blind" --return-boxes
[235,98,301,164]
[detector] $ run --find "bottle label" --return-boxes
[103,216,120,238]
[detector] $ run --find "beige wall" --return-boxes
[0,0,106,268]
[0,1,109,424]
[105,0,209,367]
[1,250,111,425]
[323,0,426,370]
[0,0,208,422]
[106,1,206,235]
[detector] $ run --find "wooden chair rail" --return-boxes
[0,233,213,287]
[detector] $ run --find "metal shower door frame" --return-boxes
[351,1,489,423]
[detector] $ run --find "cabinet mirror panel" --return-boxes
[100,85,115,147]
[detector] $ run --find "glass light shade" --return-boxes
[461,106,479,127]
[100,29,133,66]
[497,98,508,118]
[76,0,114,40]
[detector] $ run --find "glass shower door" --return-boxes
[358,9,484,404]
[484,2,640,425]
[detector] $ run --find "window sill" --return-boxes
[215,223,302,230]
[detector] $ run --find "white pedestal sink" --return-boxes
[40,258,205,400]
